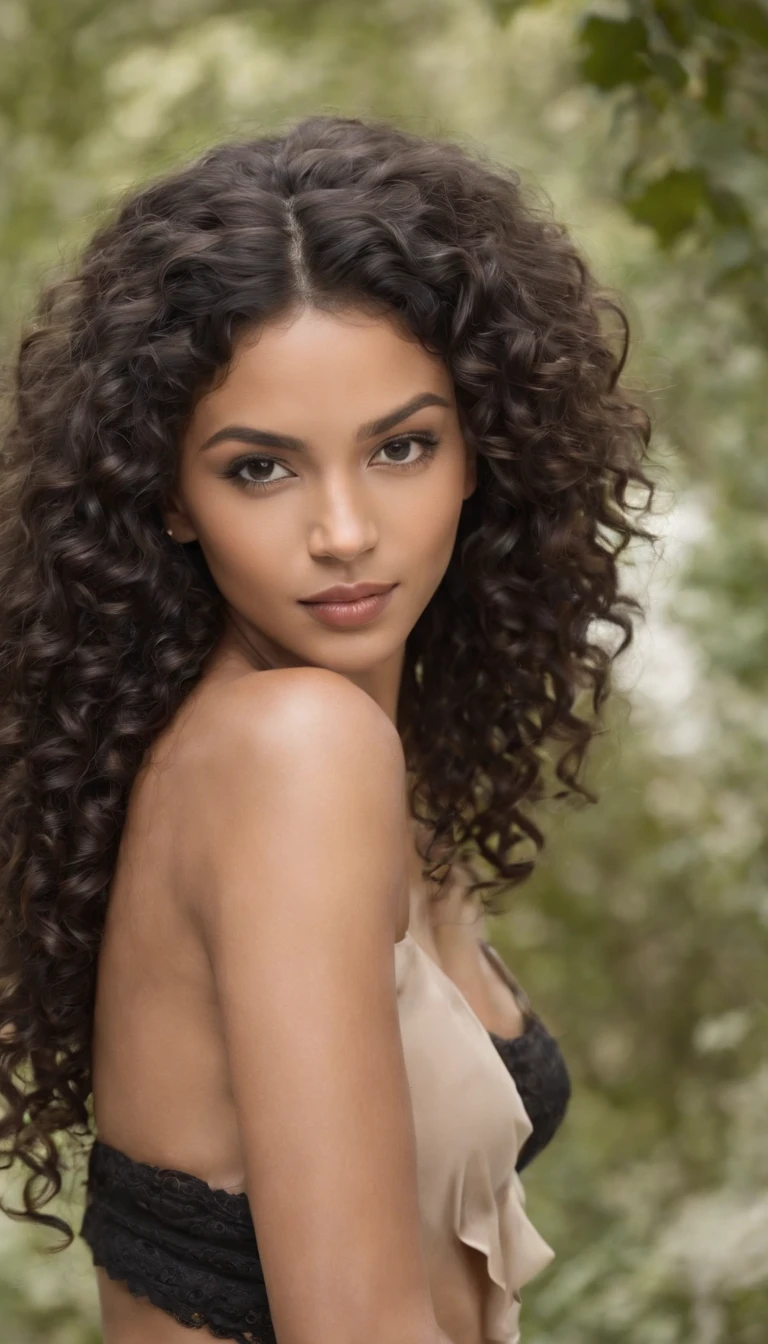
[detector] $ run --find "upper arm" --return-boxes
[185,670,439,1344]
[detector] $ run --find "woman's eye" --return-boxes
[224,457,293,491]
[374,433,440,469]
[222,432,439,494]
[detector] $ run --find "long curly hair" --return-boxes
[0,114,657,1243]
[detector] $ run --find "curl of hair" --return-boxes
[0,115,657,1242]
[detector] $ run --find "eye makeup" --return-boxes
[219,431,441,494]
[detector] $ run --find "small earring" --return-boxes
[166,529,173,537]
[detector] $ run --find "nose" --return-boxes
[306,473,379,562]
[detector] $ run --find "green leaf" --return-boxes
[702,56,728,115]
[624,167,709,246]
[706,186,751,229]
[654,1,696,48]
[646,51,688,92]
[697,0,768,50]
[579,15,651,90]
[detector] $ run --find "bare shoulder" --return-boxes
[178,667,409,934]
[193,666,403,764]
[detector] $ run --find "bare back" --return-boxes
[91,677,260,1196]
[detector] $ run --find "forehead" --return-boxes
[187,306,452,439]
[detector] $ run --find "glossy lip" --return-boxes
[299,581,397,604]
[300,586,396,628]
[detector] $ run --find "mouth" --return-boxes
[299,582,397,605]
[298,584,398,627]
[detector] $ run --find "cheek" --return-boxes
[403,464,467,556]
[201,515,291,605]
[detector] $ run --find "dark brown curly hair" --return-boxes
[0,114,657,1243]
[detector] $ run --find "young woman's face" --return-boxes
[167,305,476,678]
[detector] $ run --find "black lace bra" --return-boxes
[80,940,570,1344]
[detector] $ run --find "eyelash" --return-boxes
[220,432,441,494]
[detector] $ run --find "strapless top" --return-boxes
[81,934,570,1344]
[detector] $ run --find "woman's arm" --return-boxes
[183,668,448,1344]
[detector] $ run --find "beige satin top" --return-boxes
[395,930,554,1344]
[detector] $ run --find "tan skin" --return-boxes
[90,306,525,1344]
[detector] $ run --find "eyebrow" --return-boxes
[196,392,452,455]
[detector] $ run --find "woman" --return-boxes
[0,115,656,1344]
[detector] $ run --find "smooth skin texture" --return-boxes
[189,673,433,1344]
[166,304,475,718]
[90,307,525,1344]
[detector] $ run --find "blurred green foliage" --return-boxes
[568,0,768,340]
[1,1,766,1341]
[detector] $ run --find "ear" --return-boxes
[161,494,198,544]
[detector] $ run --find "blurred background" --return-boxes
[1,1,767,1340]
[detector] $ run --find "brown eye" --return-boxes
[374,433,440,469]
[222,456,294,492]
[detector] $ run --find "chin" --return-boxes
[306,638,402,672]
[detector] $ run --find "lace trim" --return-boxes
[477,938,572,1171]
[80,1140,276,1344]
[489,1019,572,1171]
[80,952,571,1340]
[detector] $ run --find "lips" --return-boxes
[300,582,396,604]
[299,584,397,628]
